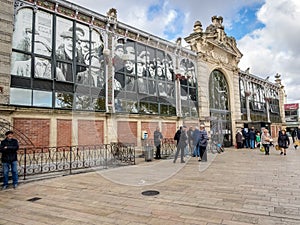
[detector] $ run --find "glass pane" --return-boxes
[127,100,138,113]
[33,90,52,107]
[34,57,52,79]
[148,79,157,95]
[165,54,174,81]
[91,29,104,62]
[12,8,33,52]
[125,76,136,92]
[149,103,158,114]
[115,98,125,112]
[123,56,135,75]
[158,82,167,97]
[75,95,92,110]
[113,42,125,72]
[137,78,148,94]
[93,97,105,111]
[56,61,72,82]
[140,102,150,114]
[55,92,73,108]
[114,73,125,90]
[11,52,31,77]
[160,104,168,115]
[75,23,90,65]
[34,11,52,56]
[10,88,31,105]
[56,16,73,61]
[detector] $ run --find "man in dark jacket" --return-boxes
[173,126,187,163]
[153,127,163,159]
[0,131,19,190]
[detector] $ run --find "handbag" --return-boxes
[260,145,265,152]
[275,145,280,151]
[294,140,300,146]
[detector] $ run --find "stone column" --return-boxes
[0,0,14,105]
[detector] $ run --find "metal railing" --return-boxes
[0,143,135,181]
[142,138,177,158]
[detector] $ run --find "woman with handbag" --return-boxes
[261,129,271,155]
[278,129,290,155]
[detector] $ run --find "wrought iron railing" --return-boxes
[0,143,135,181]
[142,138,176,158]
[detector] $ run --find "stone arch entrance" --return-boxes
[209,70,232,147]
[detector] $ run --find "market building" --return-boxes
[0,0,285,148]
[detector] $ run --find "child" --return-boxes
[256,132,261,148]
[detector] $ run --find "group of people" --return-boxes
[236,127,261,149]
[173,124,209,163]
[236,126,292,156]
[153,124,209,163]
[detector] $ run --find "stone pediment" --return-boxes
[185,15,243,66]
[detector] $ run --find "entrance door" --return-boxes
[209,70,232,147]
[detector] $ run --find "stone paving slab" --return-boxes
[1,146,300,224]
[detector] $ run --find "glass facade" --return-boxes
[10,4,198,118]
[11,6,106,111]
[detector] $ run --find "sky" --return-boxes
[71,0,300,104]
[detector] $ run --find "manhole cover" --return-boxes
[141,190,160,196]
[27,197,42,202]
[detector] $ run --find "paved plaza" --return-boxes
[1,146,300,225]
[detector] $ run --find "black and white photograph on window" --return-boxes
[11,8,33,77]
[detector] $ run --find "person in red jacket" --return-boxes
[0,131,19,190]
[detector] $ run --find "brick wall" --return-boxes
[57,119,72,146]
[117,121,137,145]
[13,118,50,147]
[162,122,177,139]
[141,122,158,140]
[78,120,104,145]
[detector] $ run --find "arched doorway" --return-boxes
[209,70,232,147]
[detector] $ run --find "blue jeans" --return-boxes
[193,145,200,157]
[250,139,255,149]
[2,161,18,187]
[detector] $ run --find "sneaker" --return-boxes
[2,186,8,190]
[13,184,18,189]
[181,161,185,163]
[280,152,283,155]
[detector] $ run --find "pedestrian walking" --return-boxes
[249,127,256,149]
[278,129,290,155]
[0,131,19,190]
[236,129,243,149]
[199,124,209,161]
[174,126,182,146]
[173,126,188,163]
[261,128,271,155]
[192,126,200,160]
[153,127,163,159]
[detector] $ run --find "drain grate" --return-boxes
[27,197,42,202]
[141,190,160,196]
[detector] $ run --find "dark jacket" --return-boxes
[236,131,243,143]
[199,129,208,147]
[178,130,188,147]
[0,138,19,163]
[248,130,256,140]
[174,129,181,145]
[154,131,163,147]
[278,134,290,149]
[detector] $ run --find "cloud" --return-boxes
[238,0,300,103]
